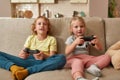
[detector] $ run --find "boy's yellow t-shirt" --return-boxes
[24,35,57,56]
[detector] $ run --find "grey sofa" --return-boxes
[0,17,120,80]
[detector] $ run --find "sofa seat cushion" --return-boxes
[25,66,120,80]
[0,66,120,80]
[25,69,72,80]
[99,66,120,80]
[0,68,12,80]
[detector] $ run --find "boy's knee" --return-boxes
[58,54,66,62]
[56,54,66,67]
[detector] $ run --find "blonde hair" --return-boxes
[70,16,86,35]
[31,16,51,35]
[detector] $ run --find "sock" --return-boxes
[10,65,24,72]
[92,77,99,80]
[86,64,101,77]
[15,69,28,80]
[76,77,88,80]
[10,65,25,80]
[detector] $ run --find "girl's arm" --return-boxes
[91,36,103,50]
[65,37,84,55]
[65,43,77,55]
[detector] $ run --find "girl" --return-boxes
[0,16,66,80]
[65,16,110,80]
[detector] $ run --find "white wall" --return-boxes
[0,0,109,18]
[0,0,11,17]
[89,0,108,18]
[41,0,108,18]
[41,0,89,18]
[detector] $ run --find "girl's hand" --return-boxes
[18,50,30,59]
[74,36,84,45]
[90,35,102,50]
[90,36,98,45]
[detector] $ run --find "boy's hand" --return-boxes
[33,51,44,60]
[18,50,30,59]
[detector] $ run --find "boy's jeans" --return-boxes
[0,51,66,74]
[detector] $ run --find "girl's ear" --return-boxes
[70,26,73,34]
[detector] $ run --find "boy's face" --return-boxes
[35,18,49,35]
[71,20,85,37]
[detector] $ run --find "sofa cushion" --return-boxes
[0,18,34,56]
[25,69,72,80]
[49,18,71,54]
[25,69,96,80]
[25,67,120,80]
[0,68,12,80]
[84,17,105,55]
[104,18,120,50]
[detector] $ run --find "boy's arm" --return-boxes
[42,51,56,59]
[18,47,30,59]
[49,51,56,56]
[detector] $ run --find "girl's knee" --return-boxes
[104,54,111,62]
[73,58,83,64]
[71,59,84,68]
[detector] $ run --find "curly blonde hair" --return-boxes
[31,16,51,35]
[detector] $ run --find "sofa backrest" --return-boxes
[0,18,33,56]
[0,17,105,56]
[104,18,120,50]
[84,17,105,55]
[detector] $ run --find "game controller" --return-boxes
[79,35,95,46]
[81,35,95,41]
[23,48,40,54]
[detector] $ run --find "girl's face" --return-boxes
[71,20,85,37]
[35,18,49,35]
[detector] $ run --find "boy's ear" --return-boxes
[34,28,37,31]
